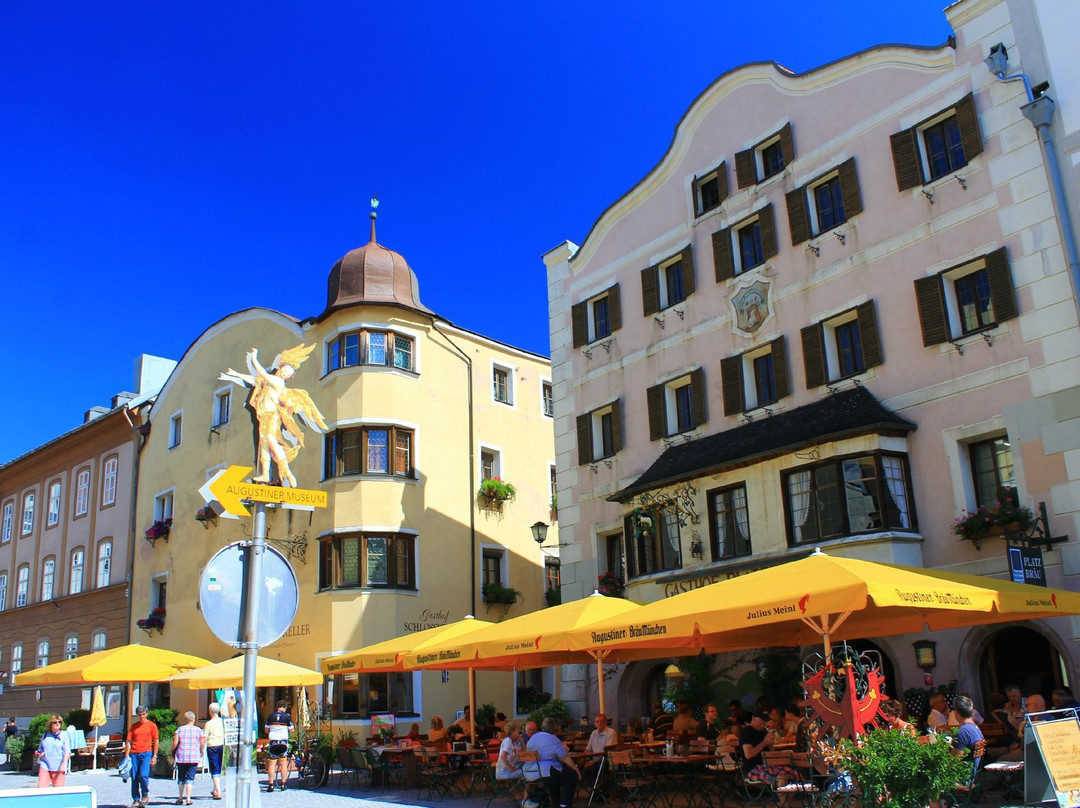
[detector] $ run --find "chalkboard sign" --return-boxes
[1026,713,1080,808]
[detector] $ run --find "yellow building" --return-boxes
[132,216,556,732]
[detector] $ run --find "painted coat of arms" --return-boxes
[732,280,771,333]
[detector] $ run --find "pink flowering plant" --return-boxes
[144,517,173,543]
[136,606,166,632]
[952,488,1033,540]
[597,571,625,597]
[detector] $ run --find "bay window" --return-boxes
[319,533,416,590]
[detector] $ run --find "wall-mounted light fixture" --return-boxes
[913,639,937,669]
[531,522,549,546]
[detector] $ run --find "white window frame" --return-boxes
[65,635,78,660]
[168,411,183,449]
[75,469,90,517]
[755,133,786,182]
[591,404,617,461]
[0,501,11,543]
[11,644,22,677]
[69,548,85,595]
[96,541,112,588]
[91,630,106,653]
[491,362,515,407]
[540,378,554,418]
[41,557,55,601]
[821,310,860,382]
[586,290,614,343]
[212,387,232,428]
[15,565,28,607]
[151,572,168,610]
[806,169,843,237]
[154,490,175,522]
[36,639,49,668]
[693,166,723,216]
[21,492,35,536]
[480,543,510,589]
[47,481,62,527]
[941,255,992,339]
[741,344,776,411]
[478,445,503,482]
[0,572,7,611]
[732,212,765,276]
[101,455,118,507]
[658,255,686,310]
[916,108,964,183]
[663,377,695,437]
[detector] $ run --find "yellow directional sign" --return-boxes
[206,465,328,518]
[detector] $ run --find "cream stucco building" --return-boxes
[132,217,557,731]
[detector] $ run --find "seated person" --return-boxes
[725,699,749,729]
[650,703,674,740]
[948,693,984,727]
[495,712,509,732]
[882,699,915,735]
[697,703,724,741]
[427,716,451,743]
[925,694,949,733]
[495,721,526,781]
[581,713,616,784]
[997,693,1046,761]
[952,696,985,760]
[1052,686,1080,717]
[527,717,580,808]
[450,706,473,740]
[477,714,501,742]
[671,702,699,735]
[741,712,790,783]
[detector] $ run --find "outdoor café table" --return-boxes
[570,751,607,806]
[446,748,492,797]
[373,744,419,788]
[638,753,715,808]
[983,759,1024,800]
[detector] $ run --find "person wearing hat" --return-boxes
[739,711,777,771]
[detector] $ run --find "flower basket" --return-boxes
[144,517,173,544]
[597,572,625,598]
[952,487,1033,546]
[136,607,166,635]
[195,505,218,527]
[481,582,520,605]
[478,478,516,507]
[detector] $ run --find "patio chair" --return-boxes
[736,754,779,807]
[336,746,361,789]
[486,763,526,808]
[360,746,391,788]
[772,751,820,808]
[350,746,374,788]
[944,739,986,807]
[607,749,657,808]
[518,749,551,808]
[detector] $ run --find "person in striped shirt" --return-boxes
[172,712,205,806]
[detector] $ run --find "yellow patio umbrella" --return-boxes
[170,656,323,689]
[569,549,1080,658]
[15,644,211,686]
[88,686,107,772]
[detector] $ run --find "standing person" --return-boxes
[34,715,69,788]
[264,700,294,792]
[2,717,17,766]
[203,703,225,800]
[527,717,580,808]
[172,711,205,806]
[125,705,159,808]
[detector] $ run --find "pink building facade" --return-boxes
[545,0,1080,721]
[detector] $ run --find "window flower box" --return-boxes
[597,572,625,598]
[952,487,1033,548]
[195,505,218,528]
[136,607,166,635]
[481,582,520,605]
[477,478,516,508]
[144,517,173,545]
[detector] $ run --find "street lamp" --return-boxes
[531,522,549,545]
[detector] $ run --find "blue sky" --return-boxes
[0,1,952,462]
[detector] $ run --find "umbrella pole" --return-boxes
[468,667,476,745]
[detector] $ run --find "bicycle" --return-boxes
[293,734,328,789]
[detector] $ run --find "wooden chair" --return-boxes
[518,749,551,808]
[772,751,819,808]
[606,749,656,808]
[946,739,986,807]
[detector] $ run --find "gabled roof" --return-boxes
[610,386,916,503]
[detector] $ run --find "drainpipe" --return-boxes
[431,320,477,616]
[985,44,1080,306]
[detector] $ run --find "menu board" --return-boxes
[1029,717,1080,808]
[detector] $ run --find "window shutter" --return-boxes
[576,413,593,465]
[857,300,883,369]
[611,399,623,453]
[801,323,826,389]
[985,246,1018,323]
[571,302,587,348]
[734,149,756,188]
[716,160,729,205]
[955,93,983,163]
[779,122,794,167]
[771,335,790,399]
[759,203,778,261]
[890,128,923,191]
[647,384,666,440]
[690,368,707,428]
[680,246,696,297]
[712,227,734,282]
[786,186,811,245]
[914,276,950,346]
[838,157,863,219]
[720,355,745,415]
[607,284,622,332]
[641,265,660,316]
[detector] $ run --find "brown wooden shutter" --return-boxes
[955,93,983,164]
[914,276,950,346]
[576,413,593,465]
[984,246,1018,323]
[734,149,756,188]
[610,399,623,453]
[758,204,777,261]
[801,323,826,389]
[690,368,707,428]
[890,128,923,191]
[838,157,863,219]
[712,227,733,282]
[571,302,587,348]
[779,122,794,167]
[716,160,729,205]
[857,300,883,369]
[680,246,695,297]
[641,265,660,316]
[771,335,790,399]
[720,355,745,415]
[647,384,666,440]
[607,284,622,332]
[786,186,811,245]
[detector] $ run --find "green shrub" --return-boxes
[65,708,92,733]
[517,686,550,715]
[28,714,52,752]
[4,735,25,769]
[838,727,971,808]
[316,731,334,764]
[529,698,570,727]
[147,706,178,735]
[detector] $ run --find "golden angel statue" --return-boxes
[219,343,328,488]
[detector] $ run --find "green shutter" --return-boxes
[690,368,707,428]
[890,128,923,191]
[771,335,790,399]
[720,355,745,415]
[647,384,666,440]
[786,186,811,245]
[759,203,777,261]
[985,246,1018,323]
[576,413,593,465]
[838,157,863,219]
[641,265,659,316]
[955,93,983,164]
[680,246,696,297]
[607,284,622,332]
[571,302,587,348]
[857,300,883,369]
[734,149,756,188]
[801,323,826,389]
[914,275,950,346]
[611,399,623,453]
[779,122,795,167]
[713,227,733,282]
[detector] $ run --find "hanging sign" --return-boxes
[1008,545,1047,587]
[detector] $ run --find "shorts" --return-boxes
[176,762,198,782]
[267,742,289,759]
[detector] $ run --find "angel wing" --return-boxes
[276,387,328,462]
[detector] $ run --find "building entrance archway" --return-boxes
[978,624,1067,703]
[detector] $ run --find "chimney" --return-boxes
[84,406,109,423]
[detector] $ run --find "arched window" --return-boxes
[41,558,55,601]
[65,635,78,660]
[75,469,90,516]
[11,644,22,676]
[91,630,106,653]
[69,549,84,595]
[0,502,11,542]
[0,572,7,611]
[47,482,62,527]
[36,640,49,668]
[21,492,35,536]
[96,541,112,588]
[102,456,118,507]
[15,565,29,607]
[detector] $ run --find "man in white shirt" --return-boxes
[582,714,617,785]
[926,694,949,732]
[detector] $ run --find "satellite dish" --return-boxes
[199,542,299,648]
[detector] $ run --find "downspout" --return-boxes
[431,320,477,616]
[986,45,1080,305]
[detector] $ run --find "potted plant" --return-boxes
[481,582,520,605]
[597,571,625,598]
[136,606,166,634]
[195,505,218,527]
[335,728,357,749]
[477,478,517,507]
[952,487,1033,545]
[144,517,173,544]
[4,734,25,770]
[544,586,562,607]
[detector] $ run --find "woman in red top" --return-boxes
[125,706,159,808]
